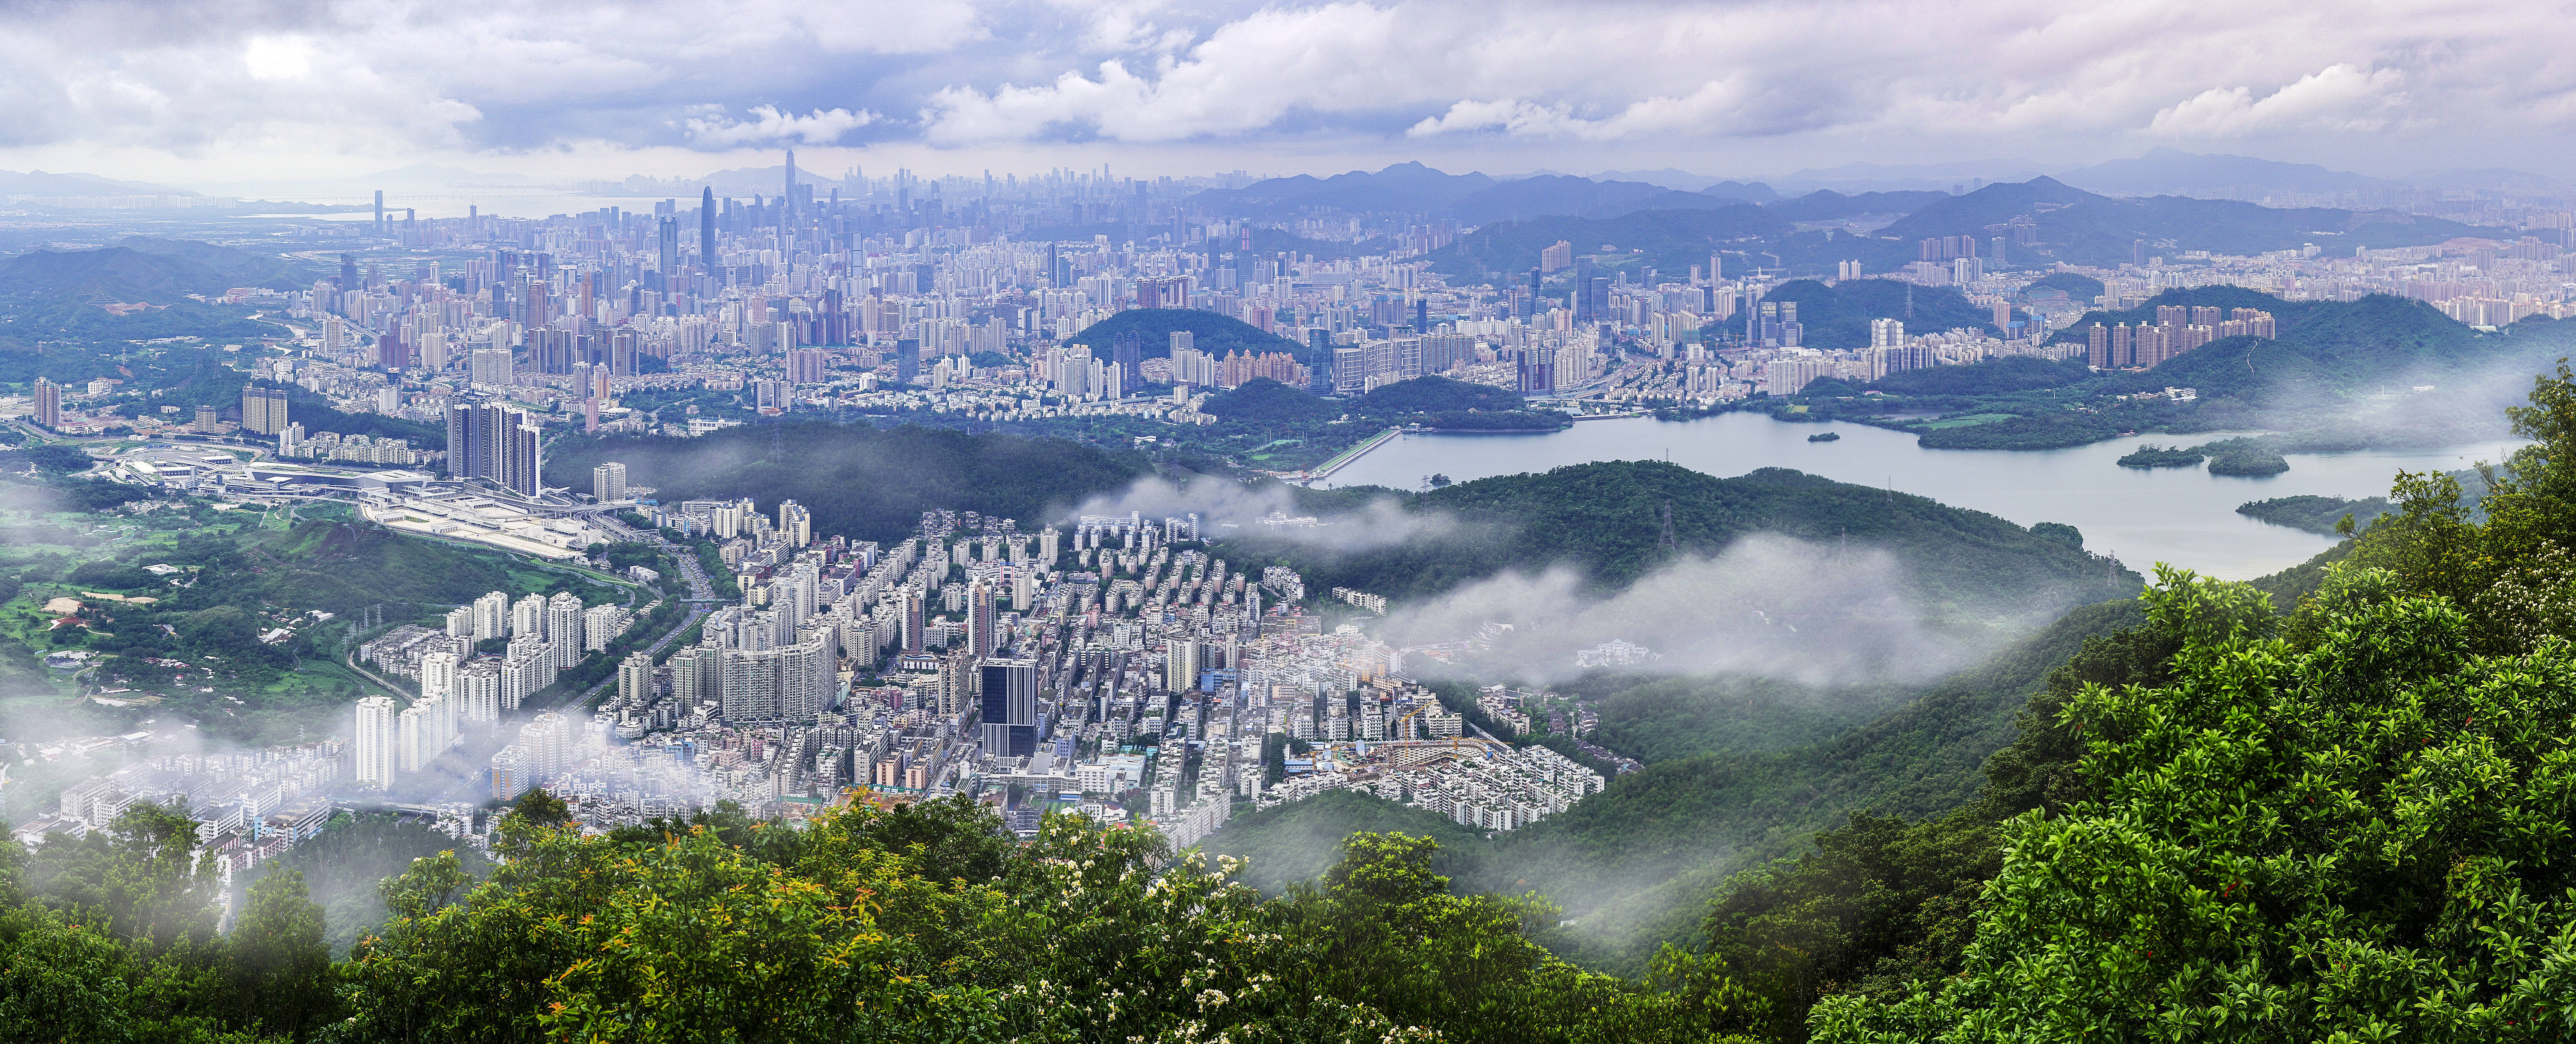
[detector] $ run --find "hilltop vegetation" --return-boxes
[3,791,1768,1043]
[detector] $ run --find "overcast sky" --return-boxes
[3,0,2566,188]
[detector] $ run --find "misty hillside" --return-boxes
[0,236,309,301]
[1229,460,2137,622]
[1209,594,2155,975]
[543,423,1151,543]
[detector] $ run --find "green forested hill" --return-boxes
[1069,308,1313,363]
[1201,598,2151,977]
[1760,279,1997,349]
[1355,374,1524,414]
[544,422,1151,543]
[1234,461,2136,620]
[0,236,309,301]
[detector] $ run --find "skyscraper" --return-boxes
[782,149,796,233]
[978,658,1040,759]
[446,401,544,496]
[968,581,997,658]
[31,376,60,429]
[1110,332,1142,396]
[657,216,678,276]
[699,187,716,267]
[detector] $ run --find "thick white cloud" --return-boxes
[683,105,880,147]
[0,0,2570,176]
[2148,64,2411,136]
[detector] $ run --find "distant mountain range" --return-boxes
[2054,147,2394,195]
[1193,162,1773,224]
[0,169,196,197]
[1881,176,2490,267]
[1412,172,2497,282]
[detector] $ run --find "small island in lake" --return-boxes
[2199,437,2291,476]
[1807,431,1841,443]
[2117,443,2204,468]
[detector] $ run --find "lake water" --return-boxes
[1322,413,2526,580]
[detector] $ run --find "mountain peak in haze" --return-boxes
[2057,148,2389,195]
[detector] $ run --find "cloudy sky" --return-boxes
[3,0,2565,188]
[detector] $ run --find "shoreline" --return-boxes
[1304,426,1404,483]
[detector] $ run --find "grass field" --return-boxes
[1918,413,2019,429]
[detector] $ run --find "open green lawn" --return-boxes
[1917,413,2020,430]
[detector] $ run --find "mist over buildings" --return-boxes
[1069,475,1455,552]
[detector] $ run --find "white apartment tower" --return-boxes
[546,592,585,669]
[592,461,628,502]
[353,696,399,788]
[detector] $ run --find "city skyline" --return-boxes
[0,1,2565,190]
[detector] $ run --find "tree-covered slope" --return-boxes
[0,236,309,301]
[1242,461,2136,620]
[1069,308,1313,363]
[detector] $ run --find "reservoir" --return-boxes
[1321,412,2525,580]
